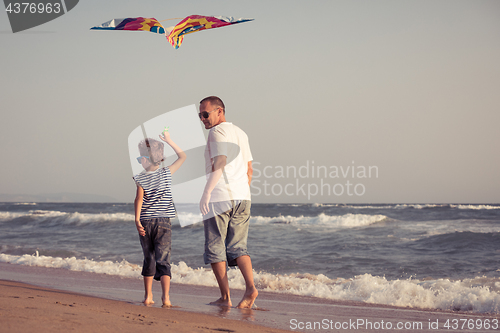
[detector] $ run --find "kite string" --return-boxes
[158,18,184,22]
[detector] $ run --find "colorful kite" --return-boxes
[90,17,165,34]
[166,15,253,49]
[91,15,253,49]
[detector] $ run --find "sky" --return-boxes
[1,0,499,204]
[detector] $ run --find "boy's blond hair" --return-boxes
[138,138,164,166]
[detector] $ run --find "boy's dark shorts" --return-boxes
[139,217,171,280]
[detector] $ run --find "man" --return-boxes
[199,96,258,309]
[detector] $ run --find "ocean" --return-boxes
[1,202,499,314]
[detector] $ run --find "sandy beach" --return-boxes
[0,279,292,333]
[1,262,499,333]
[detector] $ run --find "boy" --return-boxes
[133,130,186,306]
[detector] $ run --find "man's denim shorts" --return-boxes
[139,217,171,280]
[203,200,251,266]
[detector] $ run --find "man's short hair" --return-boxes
[200,96,225,114]
[138,138,164,166]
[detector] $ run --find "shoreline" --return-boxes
[1,262,499,332]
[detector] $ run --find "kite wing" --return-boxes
[91,17,165,34]
[167,15,253,49]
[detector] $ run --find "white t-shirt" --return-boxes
[205,122,253,202]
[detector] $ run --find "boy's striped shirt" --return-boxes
[133,167,176,219]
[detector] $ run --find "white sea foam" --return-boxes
[1,253,498,313]
[0,253,142,278]
[340,205,395,209]
[395,204,447,209]
[176,212,204,226]
[0,211,27,220]
[176,211,388,229]
[425,226,500,236]
[331,203,500,210]
[0,210,387,231]
[255,273,500,314]
[451,204,500,210]
[63,212,134,224]
[311,203,338,207]
[396,220,500,238]
[309,203,500,210]
[250,213,387,229]
[0,210,135,225]
[312,203,397,209]
[312,204,448,209]
[0,253,219,286]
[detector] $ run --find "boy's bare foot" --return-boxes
[209,297,232,307]
[143,297,154,306]
[236,287,258,309]
[162,297,171,307]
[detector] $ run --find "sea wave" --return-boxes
[451,204,500,210]
[311,204,500,210]
[257,273,500,314]
[395,204,448,209]
[311,203,448,209]
[250,213,387,228]
[397,220,500,239]
[312,203,395,209]
[0,210,134,225]
[0,211,27,220]
[174,212,389,229]
[395,204,500,210]
[0,210,386,230]
[0,252,141,278]
[1,253,498,314]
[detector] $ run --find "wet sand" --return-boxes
[0,279,294,333]
[0,262,498,332]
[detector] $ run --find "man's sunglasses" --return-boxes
[137,156,149,163]
[198,107,219,119]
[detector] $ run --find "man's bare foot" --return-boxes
[236,287,258,309]
[162,297,171,307]
[209,297,232,307]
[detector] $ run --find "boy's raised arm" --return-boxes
[159,130,186,175]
